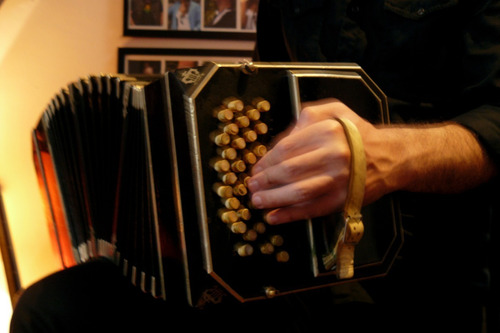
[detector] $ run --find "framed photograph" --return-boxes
[124,0,259,40]
[118,47,254,75]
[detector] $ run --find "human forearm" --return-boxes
[366,122,497,202]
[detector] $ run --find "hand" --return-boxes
[248,98,383,225]
[248,98,497,225]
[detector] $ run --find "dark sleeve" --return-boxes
[255,0,332,62]
[454,106,500,163]
[452,0,500,163]
[254,0,293,61]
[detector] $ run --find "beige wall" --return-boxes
[0,1,254,328]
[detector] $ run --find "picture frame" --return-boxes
[118,47,254,75]
[124,0,259,40]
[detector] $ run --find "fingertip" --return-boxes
[247,178,258,192]
[264,212,278,225]
[250,164,262,175]
[251,193,263,208]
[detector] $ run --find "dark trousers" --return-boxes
[10,257,493,332]
[10,258,380,333]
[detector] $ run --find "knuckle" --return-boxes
[280,160,299,179]
[338,143,351,163]
[283,211,303,223]
[274,138,294,155]
[300,106,314,115]
[292,184,314,203]
[299,106,317,122]
[327,121,352,160]
[327,118,344,135]
[261,169,274,187]
[323,176,336,189]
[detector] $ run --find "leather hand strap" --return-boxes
[323,117,366,279]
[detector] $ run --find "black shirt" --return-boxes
[255,1,500,331]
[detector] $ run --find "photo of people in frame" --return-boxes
[240,0,258,31]
[167,0,201,31]
[165,60,200,71]
[203,0,237,30]
[125,0,258,35]
[129,0,167,29]
[127,60,162,75]
[124,56,202,75]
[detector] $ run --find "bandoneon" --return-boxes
[32,62,403,308]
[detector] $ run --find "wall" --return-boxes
[0,0,255,330]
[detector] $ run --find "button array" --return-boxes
[210,97,289,263]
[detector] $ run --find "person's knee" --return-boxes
[9,259,127,332]
[10,283,54,333]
